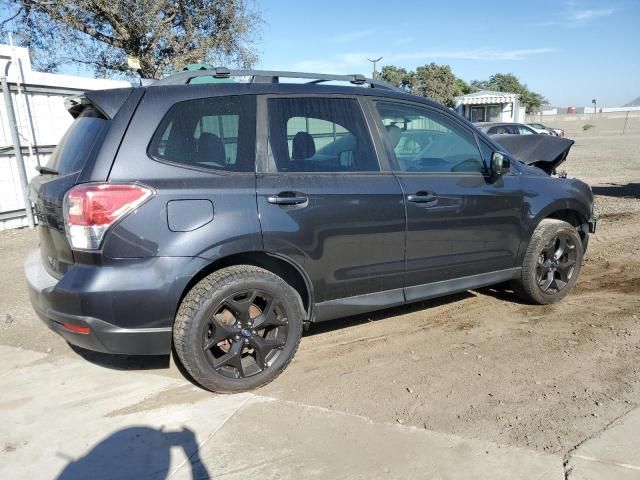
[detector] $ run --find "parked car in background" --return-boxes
[25,68,595,393]
[475,122,549,135]
[528,122,565,137]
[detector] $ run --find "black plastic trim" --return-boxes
[313,268,522,323]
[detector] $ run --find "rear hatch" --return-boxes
[30,89,132,278]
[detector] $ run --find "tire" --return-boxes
[173,265,304,393]
[511,219,583,305]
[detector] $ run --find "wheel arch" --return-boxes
[545,209,589,244]
[518,201,590,264]
[176,252,314,321]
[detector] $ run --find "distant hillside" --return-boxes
[623,97,640,107]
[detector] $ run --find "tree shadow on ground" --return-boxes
[56,426,210,480]
[591,183,640,199]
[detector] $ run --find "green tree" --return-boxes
[470,73,546,113]
[380,63,469,108]
[379,65,414,90]
[453,77,471,97]
[413,63,460,107]
[0,0,261,79]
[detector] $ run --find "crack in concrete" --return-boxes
[167,394,253,479]
[562,404,639,480]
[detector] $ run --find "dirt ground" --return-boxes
[1,130,638,457]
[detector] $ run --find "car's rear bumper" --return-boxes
[24,249,208,355]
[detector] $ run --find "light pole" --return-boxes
[367,57,383,80]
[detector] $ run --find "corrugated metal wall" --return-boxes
[0,87,73,230]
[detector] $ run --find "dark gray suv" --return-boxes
[25,69,596,392]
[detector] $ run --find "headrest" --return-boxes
[292,131,316,160]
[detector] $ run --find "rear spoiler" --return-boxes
[64,88,135,119]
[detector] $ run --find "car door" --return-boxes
[256,95,406,311]
[367,99,524,300]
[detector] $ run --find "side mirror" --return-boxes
[490,151,511,180]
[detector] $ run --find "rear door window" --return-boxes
[267,97,379,172]
[46,107,109,175]
[149,95,256,172]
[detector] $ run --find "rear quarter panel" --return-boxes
[103,86,263,261]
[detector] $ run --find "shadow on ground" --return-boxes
[305,291,478,336]
[592,182,640,199]
[56,426,210,480]
[69,344,170,371]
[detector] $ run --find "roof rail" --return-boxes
[152,68,403,92]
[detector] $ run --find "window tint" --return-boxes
[517,125,535,135]
[149,95,255,172]
[376,102,485,173]
[268,97,378,172]
[47,107,109,175]
[478,140,495,165]
[489,125,517,135]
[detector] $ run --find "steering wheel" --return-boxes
[412,137,434,161]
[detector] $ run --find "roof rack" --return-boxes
[153,68,402,92]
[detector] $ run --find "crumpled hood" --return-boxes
[490,134,575,174]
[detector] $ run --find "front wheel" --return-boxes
[173,265,304,392]
[511,219,584,305]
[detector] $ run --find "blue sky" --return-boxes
[257,0,640,107]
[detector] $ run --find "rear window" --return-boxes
[47,107,109,175]
[148,95,256,172]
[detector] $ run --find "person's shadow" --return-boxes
[56,426,210,480]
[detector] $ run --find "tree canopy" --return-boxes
[381,64,545,113]
[380,63,469,108]
[0,0,261,79]
[470,73,546,113]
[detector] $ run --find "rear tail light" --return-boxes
[64,183,153,250]
[60,322,91,335]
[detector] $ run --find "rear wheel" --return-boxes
[512,219,583,305]
[173,265,304,392]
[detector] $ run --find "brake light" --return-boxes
[64,183,153,250]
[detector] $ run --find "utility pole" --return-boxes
[367,57,383,80]
[1,76,35,228]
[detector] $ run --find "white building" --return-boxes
[455,90,525,124]
[0,43,129,229]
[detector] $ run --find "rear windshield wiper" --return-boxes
[35,165,59,175]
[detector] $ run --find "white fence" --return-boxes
[0,151,48,230]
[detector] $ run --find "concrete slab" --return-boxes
[0,345,47,373]
[569,458,640,480]
[0,346,250,480]
[567,408,640,479]
[177,396,564,480]
[0,345,569,480]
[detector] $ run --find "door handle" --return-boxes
[407,191,437,203]
[267,192,308,205]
